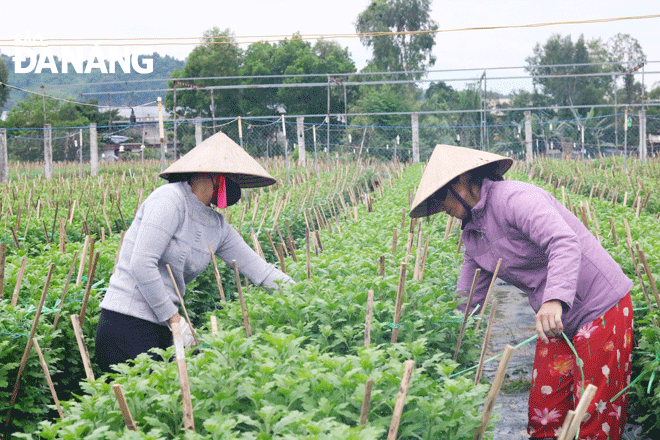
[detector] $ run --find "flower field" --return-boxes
[1,155,659,439]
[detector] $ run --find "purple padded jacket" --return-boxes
[456,179,632,338]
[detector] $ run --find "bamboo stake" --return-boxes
[6,263,55,426]
[417,236,431,281]
[76,235,90,286]
[637,245,660,310]
[58,218,67,252]
[11,257,28,307]
[379,255,385,278]
[608,217,618,246]
[70,314,95,381]
[232,260,252,338]
[210,315,218,335]
[475,259,502,331]
[79,252,99,327]
[474,300,498,386]
[454,268,481,361]
[170,321,195,431]
[52,250,79,332]
[0,242,5,300]
[391,227,398,255]
[305,227,311,280]
[277,242,287,274]
[207,244,226,301]
[365,289,374,347]
[557,384,598,440]
[391,263,407,343]
[250,227,265,259]
[166,264,199,346]
[33,338,65,419]
[386,360,415,440]
[359,378,374,425]
[474,344,514,440]
[9,225,20,250]
[112,383,137,431]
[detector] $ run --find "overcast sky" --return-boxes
[2,0,659,93]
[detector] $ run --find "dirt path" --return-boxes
[482,281,651,440]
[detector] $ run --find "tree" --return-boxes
[355,0,437,79]
[0,56,8,110]
[3,94,116,161]
[608,33,646,104]
[167,28,242,118]
[526,34,612,117]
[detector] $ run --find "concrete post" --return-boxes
[639,109,647,161]
[44,124,53,179]
[524,111,533,169]
[195,117,203,145]
[296,116,306,166]
[0,129,8,183]
[411,113,420,164]
[90,123,98,176]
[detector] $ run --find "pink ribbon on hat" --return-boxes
[217,175,227,209]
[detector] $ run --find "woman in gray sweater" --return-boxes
[95,132,292,373]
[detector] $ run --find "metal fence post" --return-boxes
[44,124,52,179]
[90,123,98,177]
[411,113,419,164]
[0,128,8,183]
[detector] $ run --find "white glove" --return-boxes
[179,319,196,347]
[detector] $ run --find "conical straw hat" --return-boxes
[409,144,513,218]
[160,131,276,188]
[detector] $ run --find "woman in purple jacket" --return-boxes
[410,145,633,440]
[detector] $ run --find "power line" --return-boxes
[1,14,659,47]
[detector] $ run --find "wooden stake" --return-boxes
[379,255,385,278]
[454,268,481,361]
[359,378,374,425]
[475,259,502,332]
[637,245,660,310]
[277,242,287,274]
[474,344,514,440]
[391,263,407,343]
[76,235,90,286]
[386,360,415,440]
[557,384,597,440]
[207,244,226,301]
[365,289,374,347]
[0,242,5,300]
[305,227,311,280]
[32,337,65,419]
[170,321,195,431]
[608,217,618,246]
[232,260,252,338]
[11,257,28,307]
[166,264,199,346]
[6,263,55,425]
[79,252,99,327]
[391,227,398,255]
[210,315,218,335]
[474,300,498,386]
[52,250,79,332]
[112,383,137,431]
[70,314,95,381]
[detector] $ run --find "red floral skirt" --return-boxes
[528,292,633,440]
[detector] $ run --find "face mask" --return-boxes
[216,175,227,209]
[447,185,473,225]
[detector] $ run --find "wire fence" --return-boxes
[2,106,660,176]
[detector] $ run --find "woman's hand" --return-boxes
[535,300,564,344]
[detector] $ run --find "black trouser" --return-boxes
[95,308,173,374]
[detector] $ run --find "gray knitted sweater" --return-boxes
[100,181,291,324]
